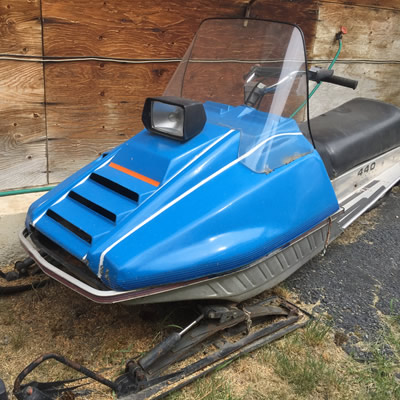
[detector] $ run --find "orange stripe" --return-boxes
[109,162,160,187]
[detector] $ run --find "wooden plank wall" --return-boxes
[42,0,319,183]
[0,0,47,190]
[0,0,398,190]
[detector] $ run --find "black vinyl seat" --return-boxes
[299,98,400,178]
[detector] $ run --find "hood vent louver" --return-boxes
[40,170,142,249]
[69,191,116,222]
[46,209,93,244]
[90,172,139,202]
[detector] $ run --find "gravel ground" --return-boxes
[286,186,400,359]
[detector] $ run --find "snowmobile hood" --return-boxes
[26,102,338,291]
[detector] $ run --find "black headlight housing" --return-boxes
[142,96,207,142]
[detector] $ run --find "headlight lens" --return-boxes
[152,101,184,137]
[142,96,206,142]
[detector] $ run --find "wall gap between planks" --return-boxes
[39,0,50,185]
[319,0,400,12]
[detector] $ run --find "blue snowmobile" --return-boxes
[18,18,400,306]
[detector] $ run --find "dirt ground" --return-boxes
[0,279,307,399]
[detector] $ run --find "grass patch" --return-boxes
[302,317,332,347]
[168,374,242,400]
[0,300,16,326]
[347,312,400,400]
[10,329,25,351]
[273,351,340,395]
[351,347,400,399]
[390,299,400,325]
[263,319,340,397]
[168,314,346,400]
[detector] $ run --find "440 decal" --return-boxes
[358,162,376,176]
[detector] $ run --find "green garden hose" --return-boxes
[0,186,55,197]
[290,39,343,119]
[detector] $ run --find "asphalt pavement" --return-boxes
[286,186,400,359]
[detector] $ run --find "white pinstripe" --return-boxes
[98,131,303,275]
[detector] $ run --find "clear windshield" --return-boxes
[164,19,309,173]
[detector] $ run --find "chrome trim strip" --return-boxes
[19,229,205,304]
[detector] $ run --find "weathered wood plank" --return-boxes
[45,61,175,182]
[320,0,400,11]
[250,0,319,52]
[41,0,320,58]
[0,0,42,55]
[0,0,46,190]
[191,19,302,60]
[0,61,47,190]
[41,0,248,58]
[312,3,400,60]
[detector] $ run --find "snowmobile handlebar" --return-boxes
[244,66,358,90]
[308,67,358,90]
[243,66,357,109]
[318,74,358,90]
